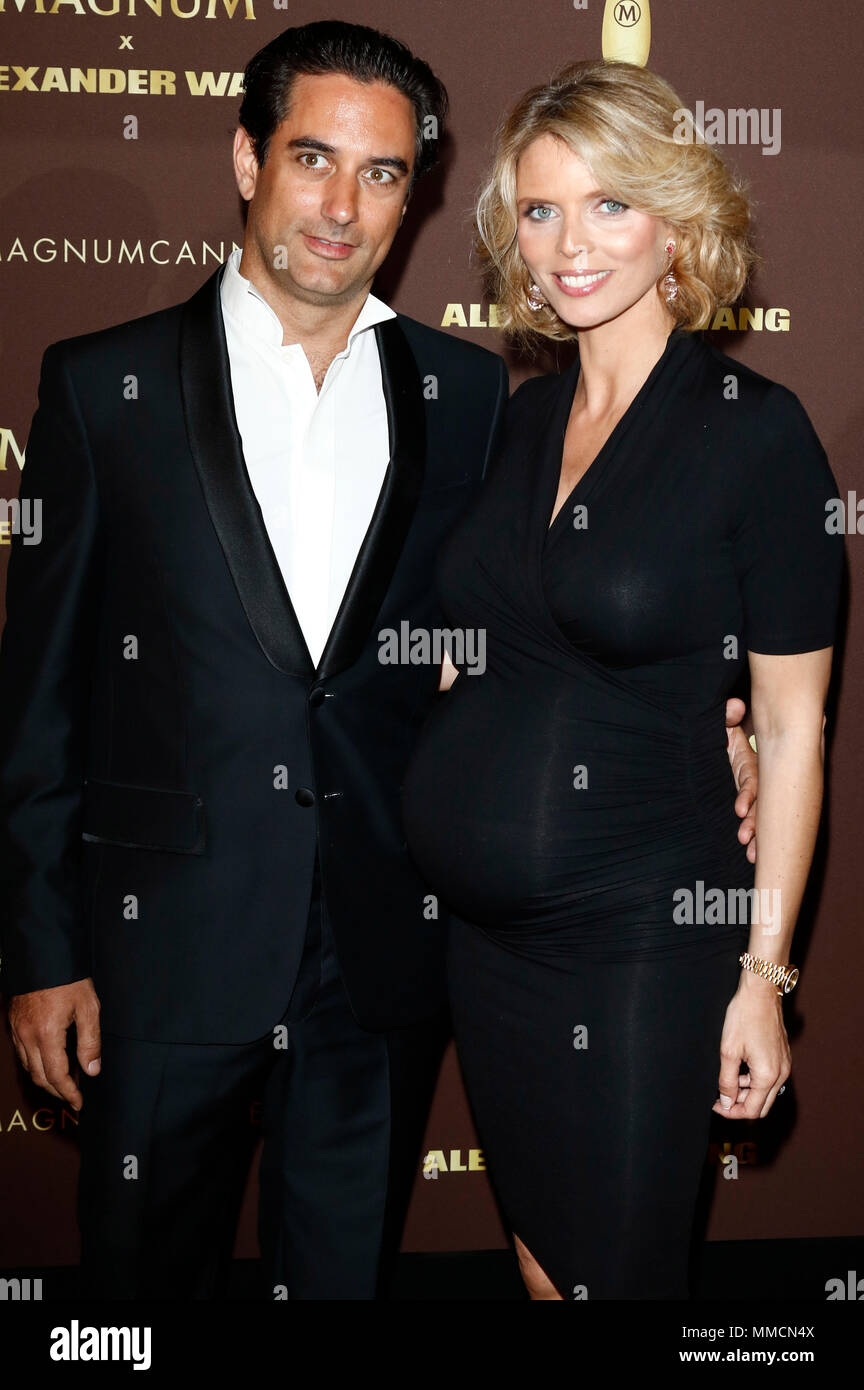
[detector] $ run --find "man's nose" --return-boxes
[320,172,360,226]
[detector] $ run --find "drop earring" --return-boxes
[663,238,678,304]
[526,282,547,311]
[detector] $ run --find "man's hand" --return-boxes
[725,696,757,864]
[8,979,101,1111]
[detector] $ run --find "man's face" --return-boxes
[234,72,416,307]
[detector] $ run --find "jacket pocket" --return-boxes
[81,777,206,854]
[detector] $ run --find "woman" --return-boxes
[401,61,844,1300]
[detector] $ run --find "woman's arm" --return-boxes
[713,646,833,1121]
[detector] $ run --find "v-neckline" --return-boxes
[544,326,688,541]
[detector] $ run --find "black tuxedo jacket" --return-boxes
[0,261,508,1043]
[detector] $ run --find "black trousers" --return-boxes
[76,858,448,1300]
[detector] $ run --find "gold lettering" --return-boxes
[205,0,256,15]
[42,68,70,92]
[0,0,255,11]
[185,69,243,95]
[99,69,126,93]
[710,306,737,331]
[69,68,98,92]
[0,429,26,472]
[150,70,176,94]
[764,307,790,331]
[709,305,791,332]
[737,306,763,331]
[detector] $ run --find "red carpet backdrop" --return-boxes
[0,0,861,1268]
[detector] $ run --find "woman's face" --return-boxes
[515,134,674,331]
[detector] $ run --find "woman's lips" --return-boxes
[552,269,613,297]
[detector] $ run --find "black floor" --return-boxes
[2,1237,862,1300]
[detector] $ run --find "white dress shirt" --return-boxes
[219,246,397,665]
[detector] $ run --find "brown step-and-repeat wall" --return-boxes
[0,0,861,1273]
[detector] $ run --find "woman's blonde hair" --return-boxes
[474,59,756,347]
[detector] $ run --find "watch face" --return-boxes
[784,968,800,993]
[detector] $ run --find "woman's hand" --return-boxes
[712,975,791,1119]
[438,651,459,691]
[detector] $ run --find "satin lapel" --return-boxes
[178,263,314,677]
[316,316,426,680]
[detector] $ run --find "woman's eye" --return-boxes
[526,205,555,221]
[599,198,627,214]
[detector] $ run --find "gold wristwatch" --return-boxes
[739,952,800,996]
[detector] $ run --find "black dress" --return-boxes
[401,327,844,1299]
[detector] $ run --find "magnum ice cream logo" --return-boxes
[0,0,256,16]
[602,0,651,66]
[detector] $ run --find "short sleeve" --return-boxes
[731,384,845,654]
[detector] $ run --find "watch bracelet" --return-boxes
[738,951,797,994]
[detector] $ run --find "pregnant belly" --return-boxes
[401,672,750,942]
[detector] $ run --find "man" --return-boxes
[0,21,757,1300]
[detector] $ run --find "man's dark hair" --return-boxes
[238,20,449,193]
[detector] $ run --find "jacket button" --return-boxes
[309,687,325,707]
[295,787,315,807]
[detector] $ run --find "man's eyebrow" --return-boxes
[286,136,410,176]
